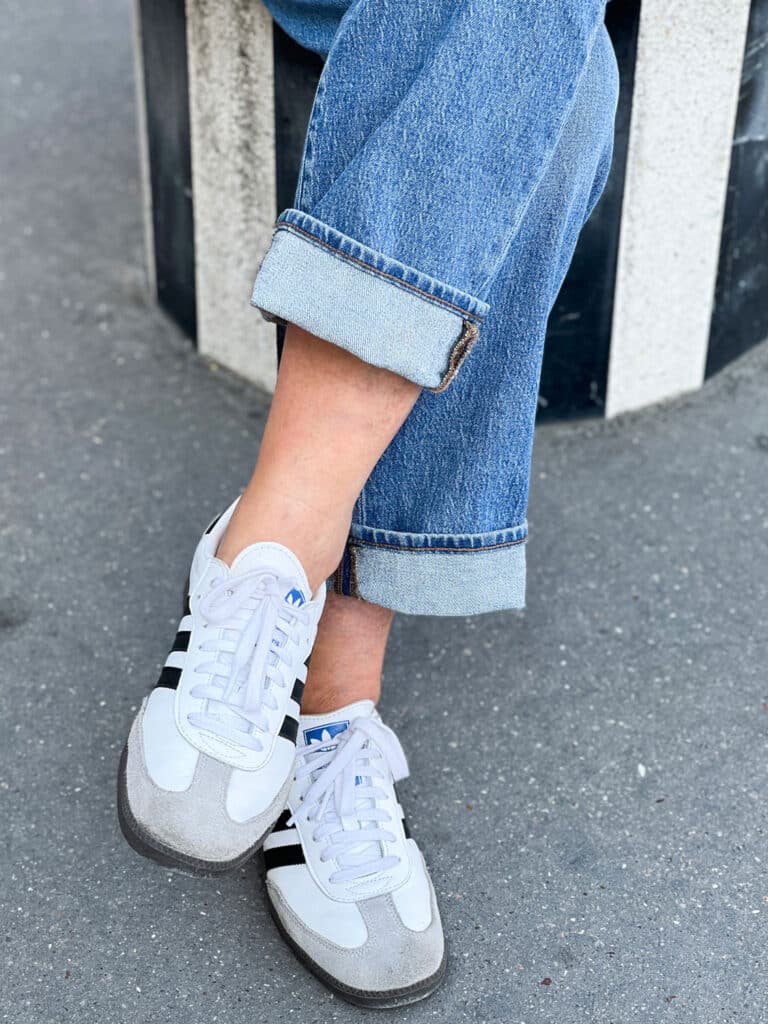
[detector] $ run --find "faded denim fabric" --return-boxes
[252,0,619,615]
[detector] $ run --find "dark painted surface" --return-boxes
[539,0,641,419]
[274,22,324,215]
[138,0,196,339]
[707,0,768,377]
[273,23,324,363]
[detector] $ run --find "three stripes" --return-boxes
[263,796,413,873]
[150,606,413,868]
[263,810,306,869]
[153,602,308,747]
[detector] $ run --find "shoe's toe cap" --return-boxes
[120,705,284,869]
[268,874,445,1004]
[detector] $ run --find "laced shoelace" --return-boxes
[187,569,311,751]
[288,717,410,884]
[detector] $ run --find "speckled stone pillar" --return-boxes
[186,0,278,391]
[607,0,752,417]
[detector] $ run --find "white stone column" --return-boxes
[186,0,278,391]
[606,0,751,417]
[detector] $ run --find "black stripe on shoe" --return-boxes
[290,678,305,705]
[393,784,412,838]
[272,810,293,832]
[181,574,192,617]
[279,715,299,744]
[154,666,182,690]
[170,630,191,653]
[204,513,222,535]
[264,844,305,871]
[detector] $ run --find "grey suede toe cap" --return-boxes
[122,715,289,868]
[268,879,446,998]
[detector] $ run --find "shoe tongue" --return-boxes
[228,541,311,605]
[299,700,385,879]
[298,699,376,749]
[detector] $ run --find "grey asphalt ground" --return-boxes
[2,2,768,1022]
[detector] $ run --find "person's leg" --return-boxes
[121,0,617,1004]
[295,29,618,723]
[298,592,393,713]
[228,0,615,728]
[216,325,398,715]
[252,18,619,729]
[216,325,419,589]
[250,3,618,1007]
[329,22,620,618]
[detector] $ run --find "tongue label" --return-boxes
[303,720,349,752]
[284,587,307,607]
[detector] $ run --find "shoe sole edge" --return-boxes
[267,896,447,1009]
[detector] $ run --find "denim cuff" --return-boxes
[251,209,489,391]
[330,523,528,616]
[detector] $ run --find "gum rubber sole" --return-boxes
[117,745,276,877]
[267,898,447,1009]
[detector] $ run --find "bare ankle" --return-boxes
[215,323,419,586]
[215,488,352,590]
[301,681,378,716]
[299,593,392,714]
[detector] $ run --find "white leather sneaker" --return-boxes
[117,498,326,874]
[263,701,446,1007]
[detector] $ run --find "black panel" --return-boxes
[539,0,642,419]
[273,23,324,363]
[273,22,324,215]
[138,0,197,339]
[154,665,182,690]
[707,0,768,377]
[169,630,191,653]
[279,715,300,744]
[264,843,305,870]
[272,810,293,831]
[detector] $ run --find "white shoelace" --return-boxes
[289,717,410,884]
[187,569,310,751]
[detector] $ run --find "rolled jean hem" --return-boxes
[329,525,528,616]
[250,209,490,391]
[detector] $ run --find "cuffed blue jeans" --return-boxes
[252,0,619,616]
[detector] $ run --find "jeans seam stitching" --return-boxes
[348,543,360,597]
[274,221,485,323]
[331,558,344,596]
[429,319,481,392]
[348,536,527,554]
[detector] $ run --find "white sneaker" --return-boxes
[263,701,446,1007]
[117,498,326,874]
